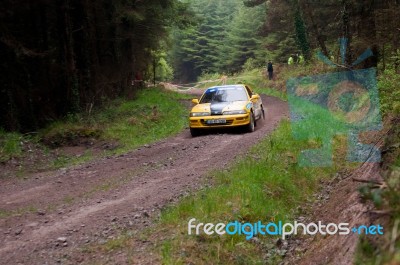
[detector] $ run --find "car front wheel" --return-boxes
[247,112,255,132]
[190,127,201,137]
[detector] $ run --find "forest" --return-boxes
[1,1,400,264]
[1,0,399,131]
[172,0,400,80]
[0,0,189,131]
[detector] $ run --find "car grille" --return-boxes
[211,110,223,115]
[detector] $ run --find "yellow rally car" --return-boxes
[189,84,265,136]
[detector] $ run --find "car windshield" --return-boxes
[200,87,248,103]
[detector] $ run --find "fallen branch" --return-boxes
[352,177,383,185]
[366,210,392,216]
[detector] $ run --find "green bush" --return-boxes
[242,58,259,72]
[378,67,400,115]
[0,129,22,162]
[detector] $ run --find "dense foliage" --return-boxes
[172,0,400,81]
[171,0,267,82]
[0,0,188,131]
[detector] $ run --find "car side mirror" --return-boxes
[251,95,260,100]
[192,98,199,104]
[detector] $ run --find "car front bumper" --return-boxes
[189,113,251,129]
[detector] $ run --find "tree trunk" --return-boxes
[63,0,80,113]
[301,1,329,56]
[341,0,353,66]
[292,0,311,60]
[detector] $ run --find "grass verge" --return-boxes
[43,88,192,153]
[1,88,192,172]
[100,89,191,153]
[0,129,24,162]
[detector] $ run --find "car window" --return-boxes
[200,87,248,103]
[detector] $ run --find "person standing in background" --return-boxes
[267,61,274,80]
[298,54,305,64]
[288,56,294,66]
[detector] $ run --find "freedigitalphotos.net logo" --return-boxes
[286,38,382,167]
[188,218,384,240]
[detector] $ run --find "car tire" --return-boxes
[190,127,201,137]
[261,105,265,120]
[247,112,255,132]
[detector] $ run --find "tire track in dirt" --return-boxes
[0,95,288,265]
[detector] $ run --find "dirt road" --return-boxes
[0,95,288,264]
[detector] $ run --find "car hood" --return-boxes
[191,101,248,114]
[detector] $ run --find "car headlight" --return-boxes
[223,110,247,115]
[190,112,210,117]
